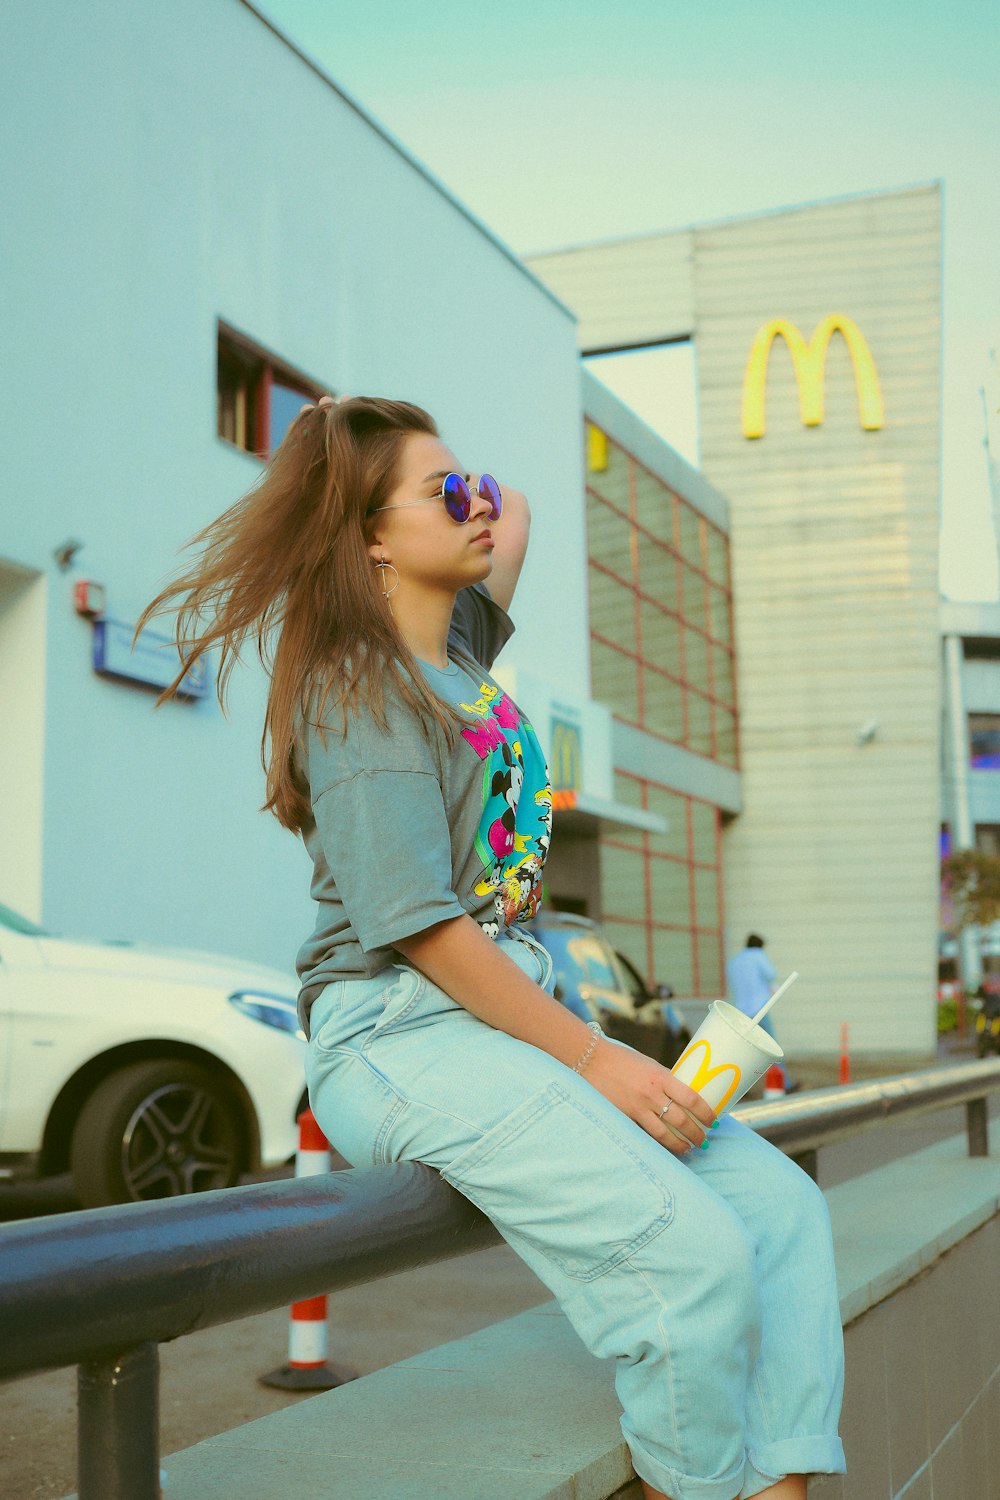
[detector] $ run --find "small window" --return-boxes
[217,323,327,459]
[976,824,1000,856]
[970,715,1000,769]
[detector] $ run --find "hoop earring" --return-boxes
[375,554,399,616]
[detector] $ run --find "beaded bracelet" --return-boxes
[572,1020,605,1074]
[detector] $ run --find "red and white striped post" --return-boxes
[762,1063,787,1100]
[839,1022,852,1085]
[259,1108,357,1391]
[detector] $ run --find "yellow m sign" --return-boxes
[671,1039,743,1113]
[550,719,581,792]
[741,314,884,439]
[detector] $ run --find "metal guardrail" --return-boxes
[736,1056,1000,1180]
[2,1058,999,1500]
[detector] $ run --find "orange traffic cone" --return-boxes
[762,1064,786,1100]
[259,1109,357,1391]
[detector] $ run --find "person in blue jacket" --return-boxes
[727,935,800,1093]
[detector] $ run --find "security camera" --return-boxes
[54,538,84,571]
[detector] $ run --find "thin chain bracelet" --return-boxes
[572,1020,605,1074]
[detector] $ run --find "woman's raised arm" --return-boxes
[476,480,530,613]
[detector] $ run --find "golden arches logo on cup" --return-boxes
[741,313,884,439]
[670,1000,785,1116]
[671,1039,743,1114]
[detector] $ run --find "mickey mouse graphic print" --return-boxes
[457,677,551,934]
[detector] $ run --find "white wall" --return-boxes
[0,0,584,970]
[0,565,47,921]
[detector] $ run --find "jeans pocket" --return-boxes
[440,1079,675,1281]
[359,964,425,1050]
[307,981,348,1053]
[523,934,554,992]
[306,1045,406,1169]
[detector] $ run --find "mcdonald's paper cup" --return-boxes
[670,1001,784,1115]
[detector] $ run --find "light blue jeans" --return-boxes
[305,929,846,1500]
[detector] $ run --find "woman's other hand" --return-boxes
[297,393,348,418]
[583,1039,716,1156]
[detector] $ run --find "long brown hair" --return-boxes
[134,396,475,834]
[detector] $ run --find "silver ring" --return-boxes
[657,1102,671,1121]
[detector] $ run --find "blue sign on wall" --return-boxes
[92,618,209,699]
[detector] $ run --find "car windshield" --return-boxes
[530,925,622,993]
[563,933,620,989]
[0,900,50,936]
[614,949,648,1005]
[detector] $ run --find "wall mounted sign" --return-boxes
[93,618,209,699]
[741,314,884,439]
[587,422,609,472]
[549,714,582,792]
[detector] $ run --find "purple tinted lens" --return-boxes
[478,473,502,522]
[442,472,471,523]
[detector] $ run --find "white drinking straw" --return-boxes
[750,970,800,1026]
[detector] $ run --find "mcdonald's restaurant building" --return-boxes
[0,0,941,1067]
[527,184,943,1065]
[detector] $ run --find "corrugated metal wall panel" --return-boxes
[694,185,942,1059]
[525,232,695,350]
[528,186,943,1059]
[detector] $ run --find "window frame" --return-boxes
[217,321,328,461]
[599,769,726,1000]
[585,430,740,768]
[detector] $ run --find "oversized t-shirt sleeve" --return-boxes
[449,581,515,670]
[303,693,468,955]
[311,771,466,952]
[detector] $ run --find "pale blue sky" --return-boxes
[257,0,1000,599]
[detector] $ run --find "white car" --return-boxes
[0,901,308,1207]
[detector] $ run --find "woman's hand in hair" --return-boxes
[582,1039,716,1156]
[296,394,350,418]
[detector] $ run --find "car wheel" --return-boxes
[70,1059,245,1208]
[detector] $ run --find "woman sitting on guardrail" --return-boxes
[136,394,846,1500]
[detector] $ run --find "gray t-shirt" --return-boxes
[293,583,552,1036]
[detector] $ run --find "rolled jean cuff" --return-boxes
[625,1430,745,1500]
[740,1435,848,1498]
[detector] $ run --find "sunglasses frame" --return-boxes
[373,472,503,525]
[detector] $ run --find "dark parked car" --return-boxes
[526,911,692,1068]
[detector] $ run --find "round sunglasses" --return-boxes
[373,472,503,526]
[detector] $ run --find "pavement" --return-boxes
[1,1029,992,1500]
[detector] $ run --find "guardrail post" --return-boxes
[967,1096,989,1157]
[78,1341,160,1500]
